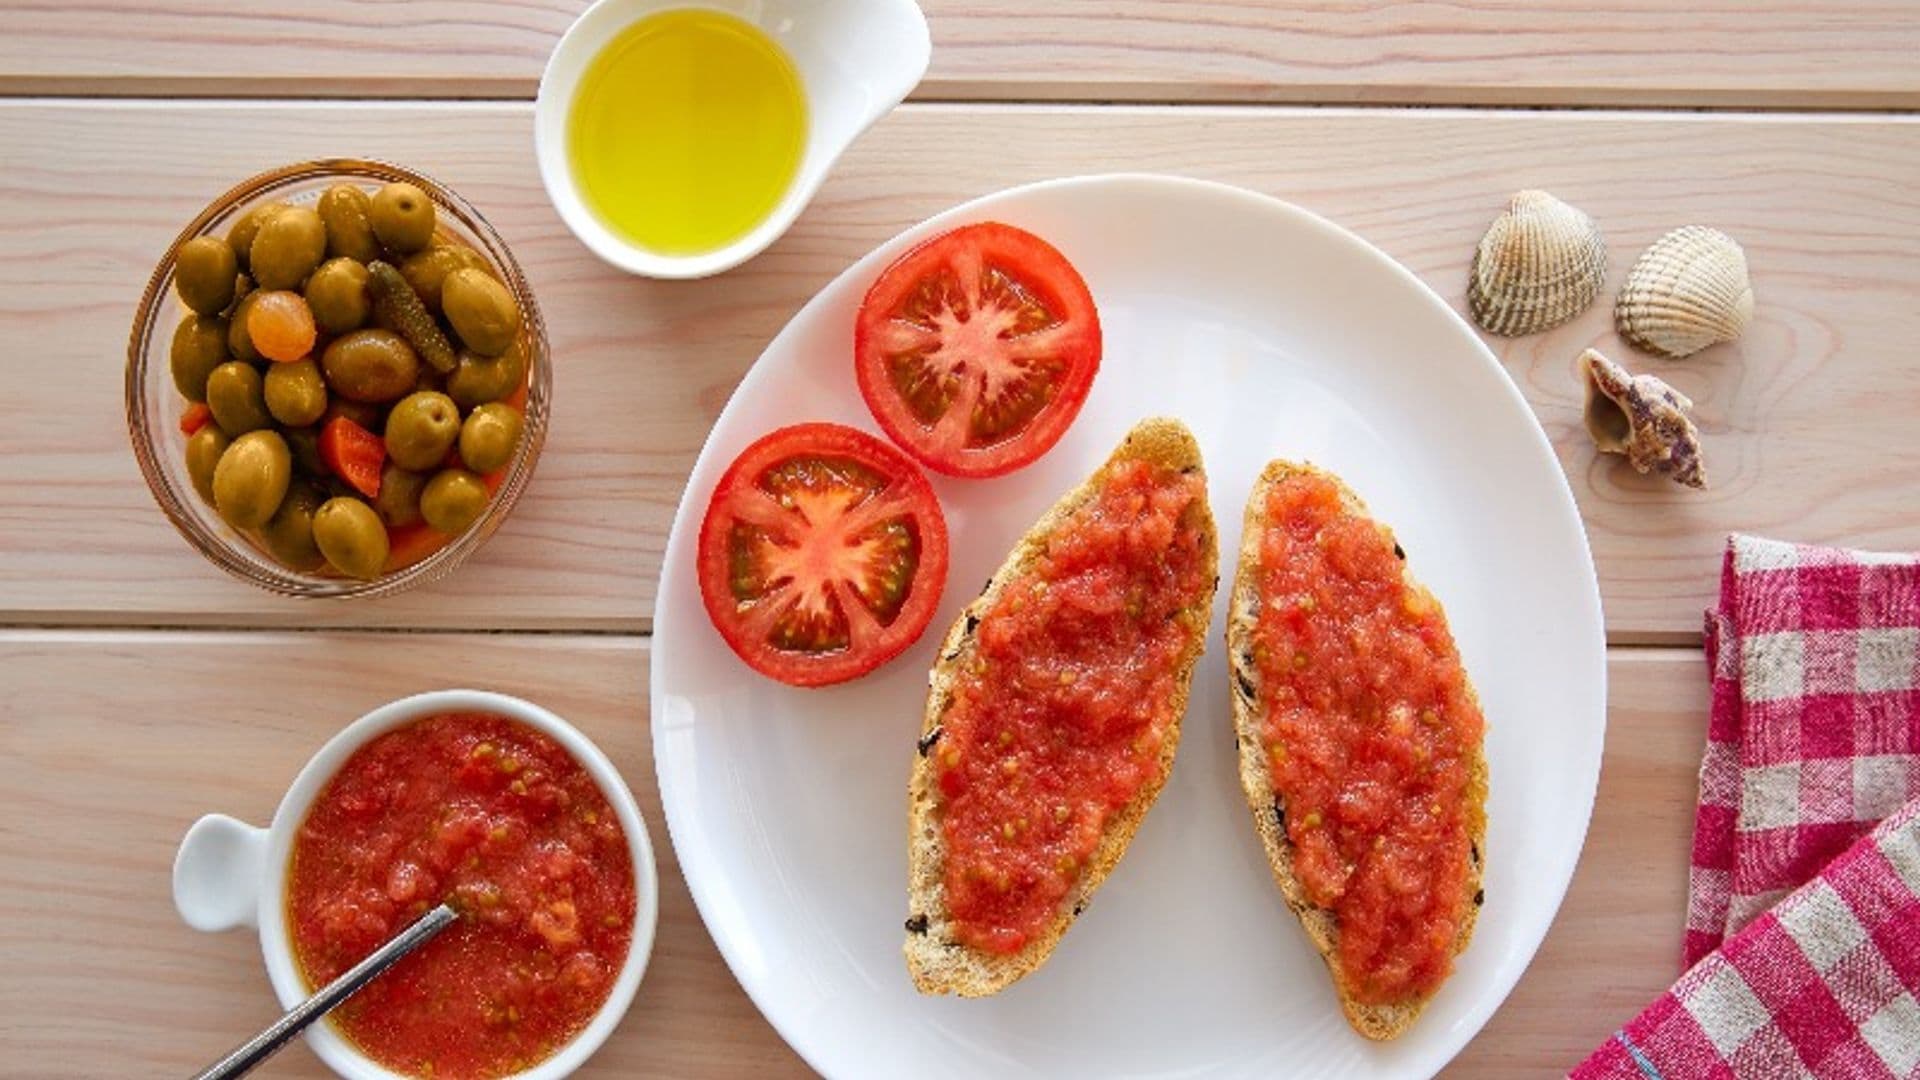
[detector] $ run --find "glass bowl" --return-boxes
[127,159,551,599]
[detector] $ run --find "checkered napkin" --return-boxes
[1688,535,1920,965]
[1570,795,1920,1079]
[1568,534,1920,1079]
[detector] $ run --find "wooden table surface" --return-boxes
[2,3,1916,1076]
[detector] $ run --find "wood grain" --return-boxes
[0,632,1705,1077]
[0,1,1916,108]
[4,102,1917,639]
[0,631,807,1078]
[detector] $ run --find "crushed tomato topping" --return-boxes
[1252,473,1483,1005]
[287,713,635,1079]
[936,459,1211,954]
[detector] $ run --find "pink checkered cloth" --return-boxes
[1688,535,1920,964]
[1569,534,1920,1079]
[1570,795,1920,1079]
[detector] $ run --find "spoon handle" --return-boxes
[191,902,458,1080]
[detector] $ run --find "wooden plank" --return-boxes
[0,633,1707,1075]
[4,103,1918,638]
[1441,648,1707,1076]
[0,631,807,1077]
[1,1,1917,108]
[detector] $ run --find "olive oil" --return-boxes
[567,9,807,256]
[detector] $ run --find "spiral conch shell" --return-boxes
[1580,349,1705,489]
[1468,190,1608,336]
[1615,226,1753,358]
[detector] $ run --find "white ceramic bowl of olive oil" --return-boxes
[536,0,930,279]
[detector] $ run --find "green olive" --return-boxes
[175,236,240,316]
[399,244,493,315]
[420,468,488,534]
[184,424,231,505]
[313,497,390,580]
[249,205,327,291]
[303,257,371,335]
[317,184,380,263]
[370,182,436,255]
[212,429,292,529]
[373,464,428,527]
[383,391,461,471]
[446,340,527,410]
[440,268,521,358]
[321,397,386,434]
[458,403,523,474]
[227,290,264,363]
[321,329,420,404]
[264,358,328,427]
[205,361,272,436]
[169,314,230,402]
[284,424,326,477]
[227,201,287,272]
[260,483,327,570]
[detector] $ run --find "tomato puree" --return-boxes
[287,713,634,1079]
[936,459,1211,954]
[1252,473,1483,1004]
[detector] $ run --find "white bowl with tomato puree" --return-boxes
[172,690,658,1080]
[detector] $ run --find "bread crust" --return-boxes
[904,418,1218,997]
[1226,461,1488,1040]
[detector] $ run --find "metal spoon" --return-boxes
[191,903,458,1080]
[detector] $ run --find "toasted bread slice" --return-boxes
[905,418,1218,997]
[1227,461,1487,1040]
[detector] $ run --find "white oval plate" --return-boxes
[652,175,1606,1078]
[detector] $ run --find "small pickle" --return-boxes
[441,268,521,358]
[249,206,328,291]
[212,429,291,529]
[384,391,461,471]
[367,260,456,373]
[227,201,287,272]
[313,497,390,580]
[373,464,428,527]
[369,182,436,254]
[458,403,523,473]
[304,257,371,334]
[175,236,239,316]
[260,483,327,571]
[420,468,488,534]
[184,425,231,505]
[205,361,272,436]
[169,314,230,402]
[399,244,493,315]
[317,184,380,263]
[264,358,329,427]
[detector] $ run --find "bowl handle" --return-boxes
[173,813,269,932]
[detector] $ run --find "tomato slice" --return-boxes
[319,416,385,499]
[696,423,950,687]
[854,222,1101,478]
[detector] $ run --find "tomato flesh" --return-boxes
[856,223,1100,478]
[1252,472,1484,1004]
[698,423,949,687]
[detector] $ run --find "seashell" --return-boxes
[1468,190,1608,337]
[1615,226,1753,358]
[1579,349,1706,489]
